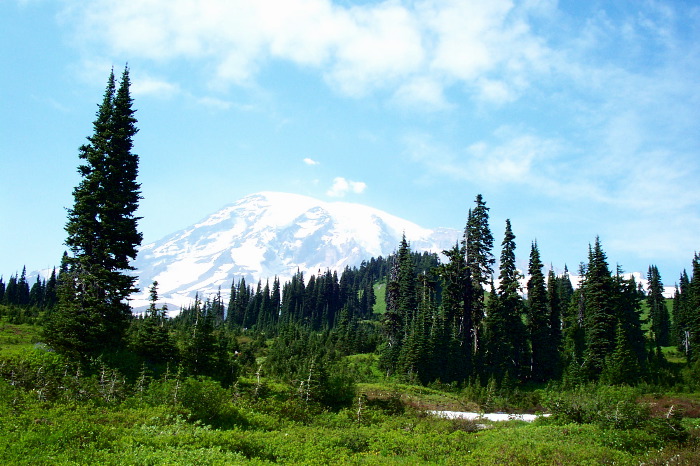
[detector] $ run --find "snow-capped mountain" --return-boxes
[131,192,461,310]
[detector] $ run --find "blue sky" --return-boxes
[1,0,698,285]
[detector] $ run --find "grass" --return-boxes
[373,282,386,314]
[2,384,696,465]
[0,321,41,357]
[1,317,700,464]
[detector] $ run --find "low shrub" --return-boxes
[141,375,244,428]
[541,383,689,447]
[542,384,647,428]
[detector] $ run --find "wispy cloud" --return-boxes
[326,177,366,197]
[65,0,554,102]
[131,75,180,98]
[405,128,563,189]
[303,158,320,166]
[196,96,232,110]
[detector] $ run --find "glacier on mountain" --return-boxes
[130,192,461,310]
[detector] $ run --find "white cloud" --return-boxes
[323,1,425,96]
[405,128,562,189]
[303,158,320,166]
[196,96,232,110]
[392,76,451,110]
[131,76,180,98]
[326,177,367,197]
[65,0,553,103]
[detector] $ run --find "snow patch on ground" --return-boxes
[430,411,551,422]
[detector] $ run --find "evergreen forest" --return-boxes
[2,67,700,464]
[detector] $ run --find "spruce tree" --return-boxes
[398,271,436,383]
[687,254,700,360]
[44,268,58,309]
[438,243,471,381]
[485,220,528,383]
[45,67,142,357]
[527,242,557,382]
[647,265,670,347]
[28,275,45,308]
[397,235,417,335]
[603,321,642,385]
[672,271,691,354]
[132,281,175,365]
[581,237,616,379]
[380,236,415,375]
[3,275,18,305]
[461,194,495,377]
[610,269,646,371]
[180,296,218,376]
[546,267,563,379]
[17,267,30,306]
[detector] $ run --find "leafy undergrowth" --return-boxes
[1,374,699,465]
[1,331,699,465]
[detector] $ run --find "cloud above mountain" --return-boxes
[67,0,554,105]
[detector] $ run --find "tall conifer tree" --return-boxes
[485,220,528,382]
[380,236,415,375]
[527,242,557,382]
[581,237,616,379]
[463,194,495,372]
[438,243,471,380]
[46,67,142,357]
[647,265,670,347]
[613,269,647,370]
[546,267,563,379]
[672,271,691,354]
[687,254,700,360]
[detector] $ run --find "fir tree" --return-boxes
[132,281,175,365]
[647,265,670,347]
[687,254,700,360]
[45,67,142,357]
[398,271,436,383]
[28,275,45,308]
[380,236,415,375]
[44,268,58,309]
[17,266,30,306]
[558,265,575,306]
[581,238,616,379]
[603,322,642,385]
[463,194,495,357]
[397,235,417,335]
[546,267,563,379]
[184,300,211,371]
[3,275,17,305]
[613,269,647,371]
[527,242,558,382]
[485,220,528,382]
[438,243,471,381]
[672,271,691,355]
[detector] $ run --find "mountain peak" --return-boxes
[131,192,460,310]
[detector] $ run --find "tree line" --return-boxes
[377,195,700,388]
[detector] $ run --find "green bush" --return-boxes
[542,384,647,428]
[541,383,689,447]
[141,375,243,427]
